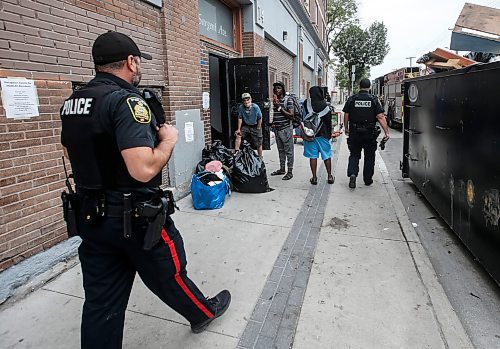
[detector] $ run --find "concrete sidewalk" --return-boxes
[0,137,472,349]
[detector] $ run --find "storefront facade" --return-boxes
[0,0,327,271]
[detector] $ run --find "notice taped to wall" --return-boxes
[0,78,40,119]
[185,122,194,143]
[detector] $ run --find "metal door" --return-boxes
[227,57,271,150]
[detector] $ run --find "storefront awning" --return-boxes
[450,3,500,54]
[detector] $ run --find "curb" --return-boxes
[377,152,474,349]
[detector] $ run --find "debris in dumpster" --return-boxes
[417,48,475,74]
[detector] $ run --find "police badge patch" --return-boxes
[127,97,151,123]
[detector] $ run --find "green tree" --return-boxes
[332,22,389,94]
[336,64,370,93]
[325,0,358,64]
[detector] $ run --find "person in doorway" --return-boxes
[60,31,230,348]
[270,81,294,180]
[343,78,389,188]
[302,86,335,185]
[234,92,263,157]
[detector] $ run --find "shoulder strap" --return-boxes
[305,100,329,118]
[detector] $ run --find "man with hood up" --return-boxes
[270,81,294,180]
[302,86,335,185]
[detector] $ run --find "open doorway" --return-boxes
[208,55,271,150]
[209,54,230,147]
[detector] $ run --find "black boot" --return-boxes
[349,175,356,188]
[191,290,231,333]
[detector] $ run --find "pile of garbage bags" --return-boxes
[191,140,270,210]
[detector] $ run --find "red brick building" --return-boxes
[0,0,327,271]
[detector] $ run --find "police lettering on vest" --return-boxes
[343,90,383,124]
[61,98,95,116]
[60,74,160,190]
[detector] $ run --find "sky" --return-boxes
[357,0,500,78]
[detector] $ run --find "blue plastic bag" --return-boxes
[191,172,230,210]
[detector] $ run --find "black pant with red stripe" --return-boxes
[78,215,214,349]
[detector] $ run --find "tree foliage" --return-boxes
[336,65,370,93]
[332,21,389,93]
[325,0,358,61]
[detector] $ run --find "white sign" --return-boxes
[355,101,372,108]
[185,122,194,143]
[202,92,210,109]
[408,84,419,103]
[0,78,39,119]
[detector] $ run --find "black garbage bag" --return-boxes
[232,141,270,193]
[202,140,234,169]
[196,158,211,173]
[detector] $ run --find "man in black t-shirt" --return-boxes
[60,32,230,348]
[270,81,295,180]
[342,79,389,188]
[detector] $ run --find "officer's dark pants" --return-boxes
[347,134,377,181]
[78,215,214,349]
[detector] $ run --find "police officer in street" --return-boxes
[60,31,230,348]
[342,78,389,188]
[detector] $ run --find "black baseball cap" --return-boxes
[92,31,152,65]
[273,81,285,89]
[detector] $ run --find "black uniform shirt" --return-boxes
[61,72,160,190]
[342,90,383,124]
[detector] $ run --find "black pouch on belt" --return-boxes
[81,192,106,225]
[61,191,79,237]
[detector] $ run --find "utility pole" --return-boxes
[406,56,416,69]
[406,56,416,77]
[350,65,356,95]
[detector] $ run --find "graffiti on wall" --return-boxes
[483,189,500,226]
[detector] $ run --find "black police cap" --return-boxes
[92,31,152,65]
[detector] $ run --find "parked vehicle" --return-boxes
[373,67,420,128]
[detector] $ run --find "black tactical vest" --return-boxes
[60,81,161,190]
[348,91,378,124]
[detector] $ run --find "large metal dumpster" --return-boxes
[402,61,500,284]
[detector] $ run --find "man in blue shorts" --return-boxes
[302,86,335,185]
[235,92,263,157]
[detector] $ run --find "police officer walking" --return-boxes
[342,78,389,188]
[60,31,230,348]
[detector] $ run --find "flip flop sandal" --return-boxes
[310,177,318,185]
[271,169,286,176]
[327,176,335,184]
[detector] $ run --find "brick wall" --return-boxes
[0,0,164,271]
[265,38,294,93]
[242,32,264,57]
[162,0,202,121]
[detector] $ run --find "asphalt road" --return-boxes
[379,128,500,349]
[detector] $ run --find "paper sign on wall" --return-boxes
[202,92,210,109]
[185,122,194,143]
[0,78,40,119]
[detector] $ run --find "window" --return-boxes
[269,68,276,96]
[142,0,161,7]
[199,0,243,52]
[282,73,290,92]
